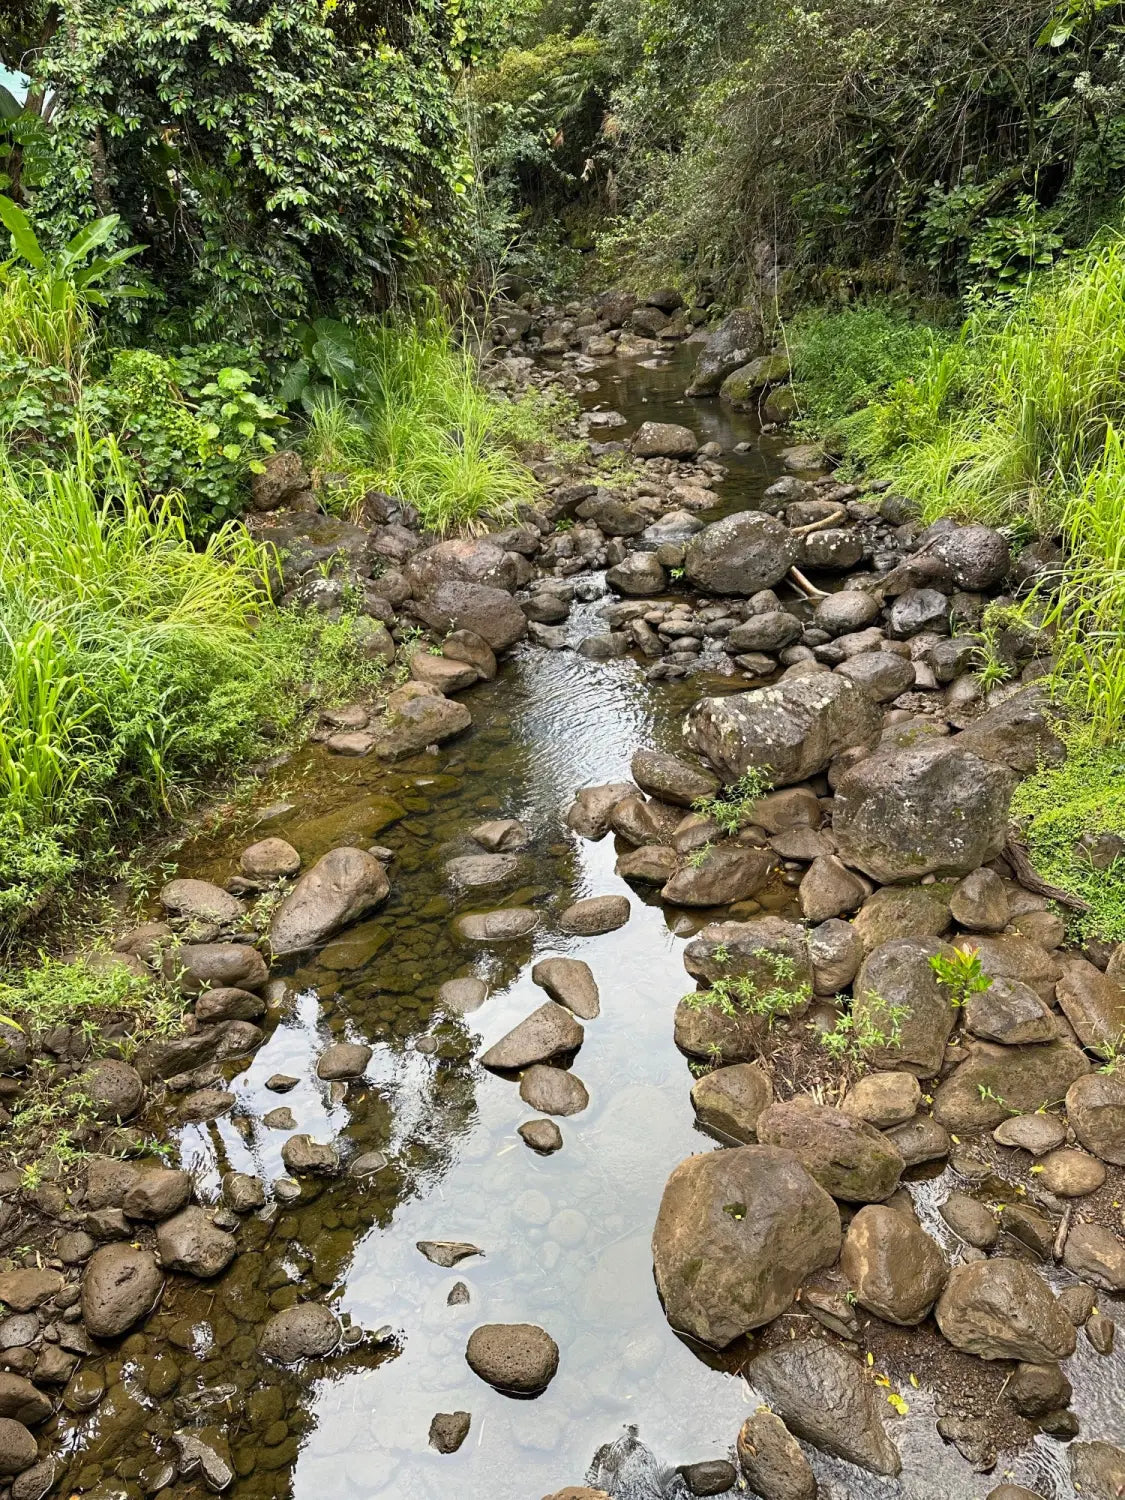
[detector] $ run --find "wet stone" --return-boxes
[531,957,600,1019]
[471,818,530,851]
[0,1376,51,1427]
[348,1151,389,1177]
[519,1065,589,1116]
[1087,1313,1115,1354]
[939,1192,998,1249]
[179,1088,235,1122]
[122,1169,192,1222]
[479,1003,583,1070]
[263,1107,297,1130]
[281,1135,340,1176]
[447,1282,470,1305]
[258,1303,341,1363]
[429,1410,471,1454]
[222,1172,266,1213]
[518,1119,563,1154]
[558,894,630,935]
[264,1074,299,1093]
[156,1207,237,1278]
[465,1323,559,1395]
[172,1432,234,1492]
[416,1241,482,1269]
[681,1458,738,1496]
[455,908,539,942]
[1038,1148,1106,1197]
[315,1042,372,1081]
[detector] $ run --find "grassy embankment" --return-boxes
[788,240,1125,938]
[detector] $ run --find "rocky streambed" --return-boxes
[1,330,1124,1500]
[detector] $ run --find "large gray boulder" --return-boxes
[270,847,389,955]
[631,747,719,807]
[652,1145,840,1347]
[929,525,1010,589]
[478,1003,583,1070]
[684,675,881,786]
[750,1339,901,1476]
[1067,1072,1125,1165]
[953,686,1065,773]
[853,937,958,1077]
[413,580,528,651]
[755,1100,904,1202]
[686,309,762,396]
[372,694,472,759]
[736,1410,815,1500]
[833,744,1016,881]
[631,421,698,458]
[683,513,796,596]
[690,1062,774,1142]
[404,537,518,594]
[935,1259,1076,1361]
[933,1040,1090,1129]
[661,845,774,906]
[684,917,812,991]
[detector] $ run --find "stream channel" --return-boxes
[55,346,1125,1500]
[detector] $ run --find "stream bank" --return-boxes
[0,323,1123,1500]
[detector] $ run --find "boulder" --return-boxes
[929,525,1010,589]
[1055,958,1125,1054]
[160,878,243,925]
[1066,1072,1125,1165]
[833,745,1016,881]
[852,938,958,1077]
[934,1259,1076,1361]
[651,1145,841,1346]
[1062,1222,1125,1291]
[617,846,679,883]
[808,918,863,995]
[372,694,472,759]
[155,1207,236,1278]
[250,449,308,511]
[455,909,539,942]
[121,1169,191,1222]
[835,652,915,702]
[465,1324,559,1394]
[280,1135,340,1175]
[736,1411,815,1500]
[558,894,630,935]
[270,848,389,955]
[630,421,698,458]
[437,977,488,1015]
[630,748,719,807]
[0,1377,51,1428]
[949,868,1010,931]
[684,917,811,990]
[884,1113,950,1166]
[531,958,600,1019]
[756,1100,904,1202]
[954,686,1065,774]
[81,1245,164,1338]
[690,1063,773,1142]
[0,1420,36,1477]
[78,1059,145,1122]
[840,1071,920,1128]
[471,817,529,851]
[685,310,762,397]
[684,675,881,786]
[519,1065,588,1116]
[404,537,518,594]
[239,837,301,880]
[959,933,1060,1001]
[479,1003,583,1070]
[726,612,802,654]
[1071,1443,1125,1500]
[566,782,635,840]
[1039,1148,1105,1196]
[606,553,667,596]
[840,1205,947,1324]
[412,580,528,652]
[315,1042,372,1080]
[852,885,951,953]
[963,977,1055,1045]
[661,846,774,906]
[933,1040,1089,1129]
[674,996,766,1064]
[798,855,867,922]
[258,1304,341,1363]
[750,1339,901,1476]
[195,987,266,1023]
[719,353,792,409]
[683,513,796,596]
[609,794,681,847]
[993,1112,1066,1155]
[939,1192,998,1249]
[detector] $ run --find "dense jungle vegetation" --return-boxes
[3,0,1125,932]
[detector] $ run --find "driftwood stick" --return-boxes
[1004,824,1091,912]
[1053,1204,1073,1262]
[790,506,848,537]
[787,565,829,600]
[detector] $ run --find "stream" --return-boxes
[54,345,1124,1500]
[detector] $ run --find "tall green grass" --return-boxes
[304,308,544,533]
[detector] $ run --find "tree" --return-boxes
[18,0,501,335]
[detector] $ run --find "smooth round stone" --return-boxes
[512,1190,552,1226]
[518,1066,589,1117]
[547,1210,588,1248]
[465,1323,559,1395]
[993,1114,1067,1156]
[518,1120,562,1154]
[558,895,630,935]
[1038,1149,1106,1197]
[455,910,539,942]
[437,978,488,1014]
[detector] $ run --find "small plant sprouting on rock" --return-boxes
[687,841,714,870]
[684,948,811,1028]
[1098,1031,1125,1073]
[976,1082,1018,1114]
[817,991,910,1067]
[691,767,774,836]
[930,946,992,1007]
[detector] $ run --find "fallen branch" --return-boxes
[1053,1203,1072,1262]
[1004,824,1091,912]
[787,565,829,600]
[789,506,847,537]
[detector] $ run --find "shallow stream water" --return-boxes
[58,345,1125,1500]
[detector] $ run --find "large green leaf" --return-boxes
[0,194,44,268]
[60,215,122,273]
[310,317,358,387]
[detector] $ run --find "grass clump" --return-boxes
[0,436,385,928]
[1011,729,1125,942]
[300,306,555,534]
[691,767,774,835]
[684,948,812,1028]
